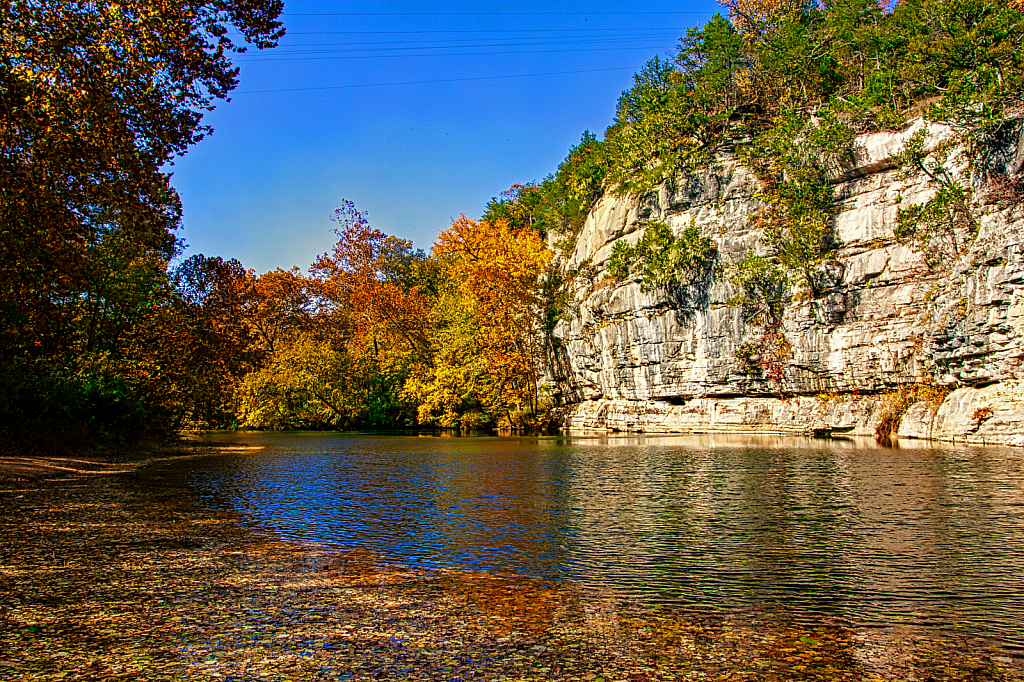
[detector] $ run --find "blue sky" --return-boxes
[169,0,721,273]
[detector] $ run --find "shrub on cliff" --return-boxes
[605,221,719,293]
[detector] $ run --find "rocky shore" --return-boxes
[2,457,1022,681]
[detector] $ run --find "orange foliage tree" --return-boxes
[312,201,429,358]
[422,216,552,429]
[244,267,314,358]
[719,0,809,34]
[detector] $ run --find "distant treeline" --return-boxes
[2,0,1022,451]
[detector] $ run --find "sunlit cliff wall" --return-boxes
[547,118,1024,445]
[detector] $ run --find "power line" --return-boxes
[234,35,680,61]
[261,39,676,51]
[235,46,673,62]
[235,66,641,94]
[264,32,685,49]
[280,11,710,16]
[273,27,696,35]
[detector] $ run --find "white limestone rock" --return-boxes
[548,118,1024,445]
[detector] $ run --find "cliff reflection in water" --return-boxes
[182,432,1024,646]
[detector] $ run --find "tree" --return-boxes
[889,0,1024,125]
[425,216,552,429]
[605,56,716,193]
[158,254,257,430]
[244,267,314,358]
[399,258,492,429]
[234,329,356,431]
[481,133,610,249]
[0,1,284,446]
[719,0,808,35]
[604,221,718,293]
[727,253,792,395]
[233,203,438,431]
[311,201,430,355]
[1,0,284,358]
[891,129,978,267]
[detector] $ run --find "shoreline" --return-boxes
[1,460,1022,680]
[0,441,264,483]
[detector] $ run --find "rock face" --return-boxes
[548,118,1024,446]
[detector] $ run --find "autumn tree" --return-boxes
[413,216,552,429]
[140,254,257,430]
[231,262,360,430]
[401,258,492,429]
[311,202,431,427]
[1,0,284,356]
[242,267,314,358]
[719,0,808,34]
[234,202,432,430]
[312,201,430,359]
[0,1,284,447]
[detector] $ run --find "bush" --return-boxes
[988,174,1024,211]
[874,381,951,445]
[735,329,792,394]
[726,253,789,325]
[0,359,148,454]
[604,221,718,292]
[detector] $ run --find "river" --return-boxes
[181,432,1024,648]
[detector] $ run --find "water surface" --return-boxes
[181,432,1024,647]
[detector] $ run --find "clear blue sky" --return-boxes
[169,0,722,274]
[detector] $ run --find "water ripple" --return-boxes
[180,432,1024,647]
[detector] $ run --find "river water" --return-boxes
[182,432,1024,647]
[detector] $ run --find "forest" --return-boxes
[2,0,1023,451]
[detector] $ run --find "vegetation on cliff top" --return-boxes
[489,0,1023,245]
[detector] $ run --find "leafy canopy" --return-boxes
[0,0,284,447]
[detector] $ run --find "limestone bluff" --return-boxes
[544,117,1024,446]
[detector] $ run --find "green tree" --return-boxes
[605,221,718,293]
[891,129,978,267]
[0,0,284,448]
[605,56,717,193]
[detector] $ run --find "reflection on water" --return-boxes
[182,432,1024,647]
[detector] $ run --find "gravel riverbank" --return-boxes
[1,456,1021,681]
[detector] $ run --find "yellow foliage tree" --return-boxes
[416,216,552,429]
[401,259,491,428]
[234,330,348,429]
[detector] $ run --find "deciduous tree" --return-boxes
[0,0,284,447]
[427,216,552,428]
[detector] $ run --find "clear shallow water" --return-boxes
[182,432,1024,647]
